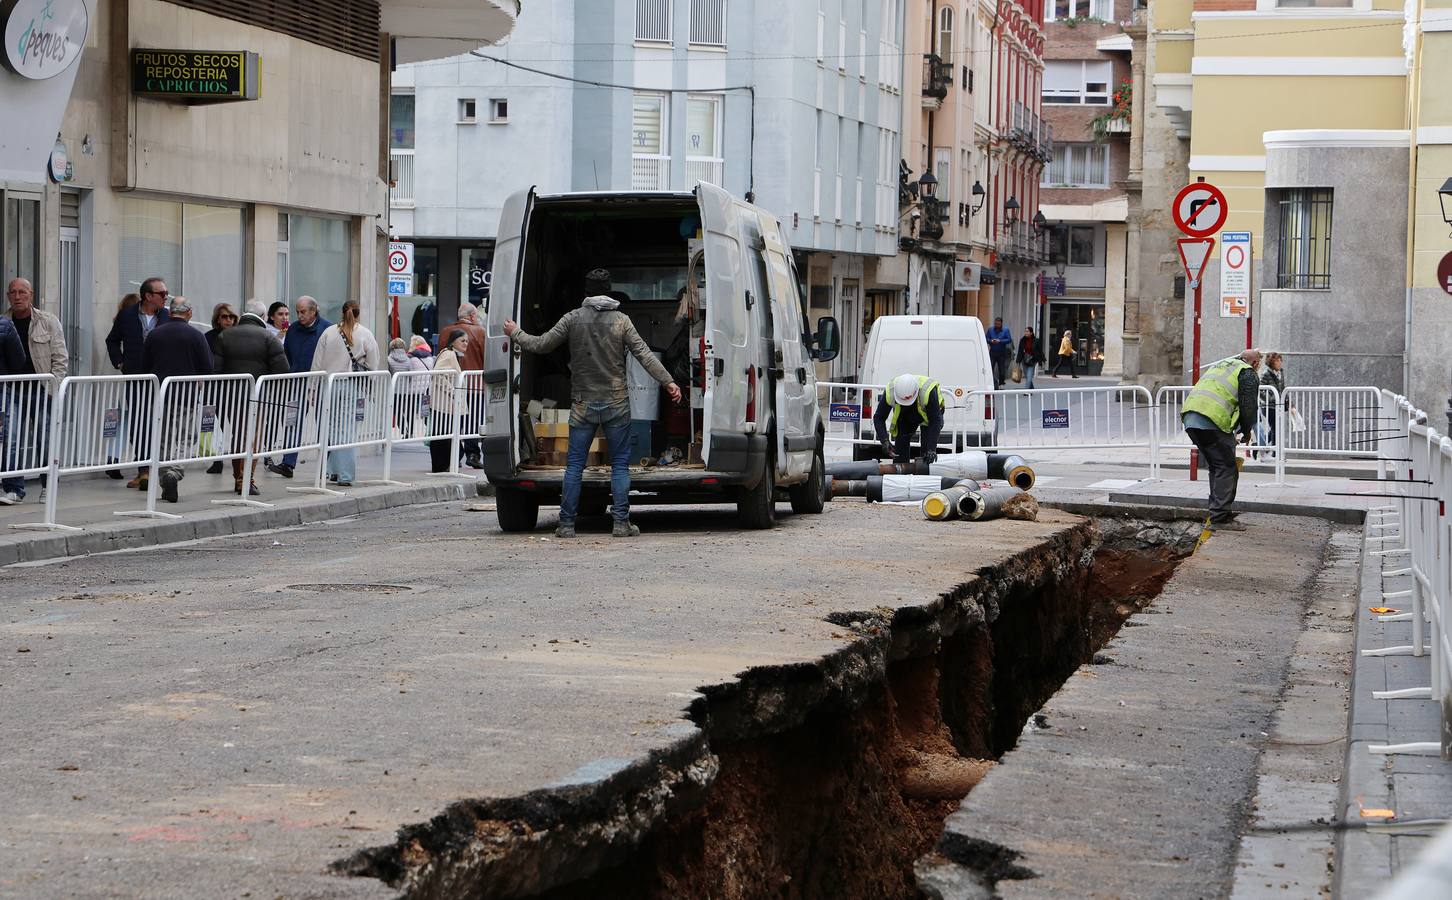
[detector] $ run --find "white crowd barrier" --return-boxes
[1,369,483,529]
[0,374,56,490]
[1154,384,1284,481]
[1362,390,1451,761]
[967,384,1154,455]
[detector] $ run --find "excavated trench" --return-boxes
[336,514,1200,899]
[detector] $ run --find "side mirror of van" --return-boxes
[812,316,841,362]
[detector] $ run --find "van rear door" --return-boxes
[757,211,814,478]
[483,187,535,473]
[695,183,751,467]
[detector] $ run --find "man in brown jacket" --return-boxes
[505,268,680,539]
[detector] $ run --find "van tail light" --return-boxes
[984,394,994,420]
[746,367,757,424]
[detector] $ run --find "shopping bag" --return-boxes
[1289,407,1306,433]
[1010,363,1023,384]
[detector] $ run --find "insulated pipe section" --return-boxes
[986,454,1036,491]
[957,486,1026,522]
[866,475,968,503]
[928,451,989,480]
[921,483,977,521]
[825,459,935,479]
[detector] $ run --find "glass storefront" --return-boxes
[288,214,352,323]
[1045,300,1105,375]
[3,194,41,288]
[118,197,244,325]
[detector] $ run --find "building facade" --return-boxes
[390,0,906,379]
[0,0,516,375]
[1038,3,1131,377]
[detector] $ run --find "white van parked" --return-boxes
[480,184,842,531]
[855,315,997,456]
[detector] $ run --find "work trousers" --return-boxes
[1186,426,1239,523]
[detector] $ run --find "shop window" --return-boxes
[3,195,40,288]
[462,247,494,310]
[118,198,243,326]
[287,215,353,323]
[1042,60,1111,105]
[1275,188,1333,290]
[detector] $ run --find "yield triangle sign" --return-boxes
[1177,237,1215,287]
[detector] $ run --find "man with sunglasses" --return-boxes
[105,278,171,488]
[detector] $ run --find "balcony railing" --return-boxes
[631,154,671,190]
[686,156,724,187]
[1008,103,1054,164]
[922,53,950,101]
[390,150,415,207]
[998,221,1049,266]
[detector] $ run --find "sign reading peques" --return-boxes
[1,0,90,80]
[130,49,259,102]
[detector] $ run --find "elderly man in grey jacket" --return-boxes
[505,268,681,539]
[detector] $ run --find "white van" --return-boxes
[856,315,997,455]
[480,184,842,531]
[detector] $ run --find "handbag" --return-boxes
[1010,362,1023,384]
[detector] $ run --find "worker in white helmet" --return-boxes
[872,374,945,465]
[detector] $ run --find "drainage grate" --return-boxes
[286,584,413,594]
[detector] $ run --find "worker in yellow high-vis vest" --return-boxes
[1182,349,1262,532]
[872,374,945,464]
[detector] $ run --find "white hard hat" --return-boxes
[891,374,921,406]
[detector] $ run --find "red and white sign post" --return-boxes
[1172,180,1229,480]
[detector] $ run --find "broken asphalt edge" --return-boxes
[0,482,473,567]
[329,518,1104,900]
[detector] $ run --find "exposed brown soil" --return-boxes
[1083,546,1184,652]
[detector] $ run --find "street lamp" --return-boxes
[1002,195,1020,232]
[1031,210,1048,235]
[970,180,986,215]
[918,171,938,200]
[1054,223,1068,277]
[1440,176,1452,236]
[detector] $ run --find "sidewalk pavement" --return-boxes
[0,444,482,565]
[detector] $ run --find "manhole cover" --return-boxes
[286,583,413,594]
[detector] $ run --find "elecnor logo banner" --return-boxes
[829,403,861,423]
[1042,409,1070,429]
[2,0,90,80]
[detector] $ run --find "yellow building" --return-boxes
[1133,0,1452,412]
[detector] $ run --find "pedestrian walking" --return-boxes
[270,296,331,479]
[428,329,469,473]
[267,301,290,339]
[216,299,289,496]
[1016,327,1045,390]
[202,303,239,473]
[985,317,1013,390]
[438,302,487,468]
[0,316,32,505]
[505,268,681,538]
[106,278,172,489]
[1258,351,1285,456]
[872,374,945,465]
[5,277,68,502]
[1182,350,1261,532]
[1050,329,1078,378]
[141,298,215,503]
[311,299,379,488]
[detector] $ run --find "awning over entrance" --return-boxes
[382,0,520,64]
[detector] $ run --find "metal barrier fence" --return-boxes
[966,384,1154,454]
[17,374,158,531]
[0,374,55,490]
[308,371,393,493]
[382,369,464,482]
[1361,389,1450,763]
[1153,385,1284,481]
[127,374,255,518]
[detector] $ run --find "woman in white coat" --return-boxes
[311,299,380,487]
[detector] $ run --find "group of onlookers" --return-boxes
[1,280,489,508]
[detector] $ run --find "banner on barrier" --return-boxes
[1321,410,1337,432]
[829,403,861,423]
[1042,409,1070,429]
[102,408,120,439]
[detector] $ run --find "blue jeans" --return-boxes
[561,399,633,525]
[1023,363,1036,390]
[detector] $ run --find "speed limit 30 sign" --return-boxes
[388,241,415,276]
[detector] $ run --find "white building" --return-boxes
[390,0,906,377]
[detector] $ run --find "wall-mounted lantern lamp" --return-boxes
[1002,195,1020,231]
[970,180,986,215]
[1439,176,1452,236]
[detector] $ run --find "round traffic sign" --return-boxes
[1172,182,1229,238]
[1439,251,1452,297]
[388,251,409,273]
[1225,244,1246,270]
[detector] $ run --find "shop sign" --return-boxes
[1041,276,1066,297]
[2,0,89,80]
[47,137,70,182]
[130,49,259,102]
[952,261,981,291]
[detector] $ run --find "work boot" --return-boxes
[160,468,181,503]
[555,522,576,538]
[1212,519,1247,532]
[267,462,294,479]
[206,460,224,474]
[612,520,640,538]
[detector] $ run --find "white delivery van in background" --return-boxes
[480,183,842,532]
[855,315,997,457]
